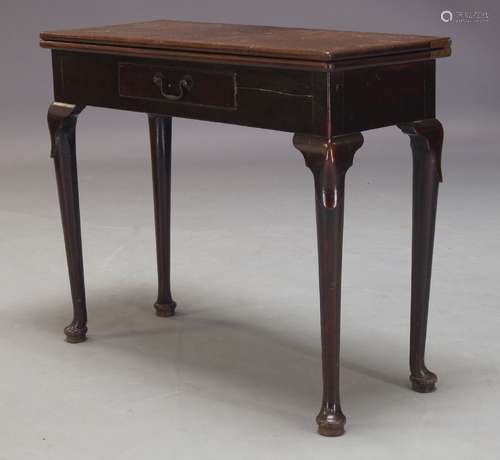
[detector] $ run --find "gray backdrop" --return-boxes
[0,1,498,459]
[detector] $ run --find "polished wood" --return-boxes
[334,61,436,133]
[148,114,176,317]
[42,20,451,437]
[50,51,325,134]
[294,133,363,436]
[40,19,450,63]
[121,63,236,109]
[48,51,437,136]
[47,102,87,343]
[40,39,450,71]
[399,118,443,393]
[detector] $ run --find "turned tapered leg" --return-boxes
[399,119,443,393]
[148,114,177,317]
[294,133,363,436]
[48,102,87,343]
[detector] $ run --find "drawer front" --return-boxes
[119,62,237,109]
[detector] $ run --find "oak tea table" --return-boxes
[40,20,451,437]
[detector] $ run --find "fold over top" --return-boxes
[40,19,451,63]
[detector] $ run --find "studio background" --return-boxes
[0,1,498,459]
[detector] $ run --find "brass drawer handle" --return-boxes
[152,72,193,101]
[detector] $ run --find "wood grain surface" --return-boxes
[40,19,450,63]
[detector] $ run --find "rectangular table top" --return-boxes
[40,19,450,63]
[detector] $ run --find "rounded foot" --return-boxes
[316,410,346,437]
[154,300,176,317]
[64,323,87,343]
[410,371,437,393]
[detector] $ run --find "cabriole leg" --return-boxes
[294,132,363,436]
[399,119,443,393]
[48,102,87,343]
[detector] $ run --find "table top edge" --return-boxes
[39,20,451,64]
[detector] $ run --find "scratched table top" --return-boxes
[40,19,451,63]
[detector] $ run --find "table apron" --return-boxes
[52,50,327,135]
[51,50,435,136]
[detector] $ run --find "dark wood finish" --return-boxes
[399,118,443,393]
[40,39,450,71]
[148,114,177,317]
[294,133,363,436]
[47,102,87,343]
[51,51,321,135]
[332,61,435,134]
[42,20,451,437]
[120,63,237,109]
[40,19,450,63]
[49,50,437,136]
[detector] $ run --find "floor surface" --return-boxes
[0,112,499,459]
